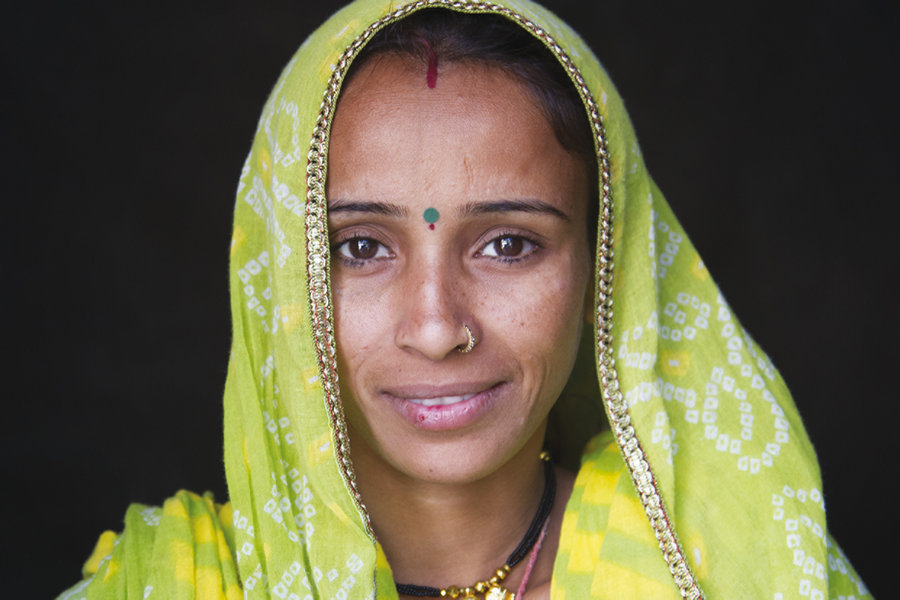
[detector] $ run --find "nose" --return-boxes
[394,260,473,360]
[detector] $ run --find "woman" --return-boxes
[59,1,870,598]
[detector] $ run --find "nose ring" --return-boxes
[457,324,476,353]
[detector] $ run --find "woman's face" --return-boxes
[327,56,592,484]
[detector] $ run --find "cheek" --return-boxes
[333,288,387,393]
[481,261,588,375]
[496,254,588,329]
[333,271,397,343]
[532,281,585,368]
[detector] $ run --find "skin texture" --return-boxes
[327,56,592,598]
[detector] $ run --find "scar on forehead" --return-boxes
[424,207,439,229]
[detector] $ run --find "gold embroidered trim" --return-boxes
[305,1,703,596]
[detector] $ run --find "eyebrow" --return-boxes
[327,200,409,218]
[460,199,570,221]
[326,198,569,220]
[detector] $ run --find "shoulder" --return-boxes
[56,491,239,600]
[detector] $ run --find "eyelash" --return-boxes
[330,231,542,267]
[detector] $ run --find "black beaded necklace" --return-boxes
[395,454,556,599]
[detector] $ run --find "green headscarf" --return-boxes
[59,1,871,598]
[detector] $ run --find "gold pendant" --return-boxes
[484,584,515,600]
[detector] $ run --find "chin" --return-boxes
[352,415,547,487]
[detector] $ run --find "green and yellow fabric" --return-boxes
[58,0,871,598]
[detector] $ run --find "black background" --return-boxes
[3,1,896,597]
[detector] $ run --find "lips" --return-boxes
[381,383,504,431]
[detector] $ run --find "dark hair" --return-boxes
[345,9,599,248]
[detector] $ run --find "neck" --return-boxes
[353,430,548,594]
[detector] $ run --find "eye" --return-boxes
[334,237,390,261]
[480,234,538,261]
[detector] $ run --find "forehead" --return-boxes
[333,56,549,146]
[327,56,588,218]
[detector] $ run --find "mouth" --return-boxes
[381,382,505,431]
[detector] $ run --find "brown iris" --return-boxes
[347,238,379,259]
[494,236,524,257]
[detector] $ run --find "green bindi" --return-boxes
[423,207,439,228]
